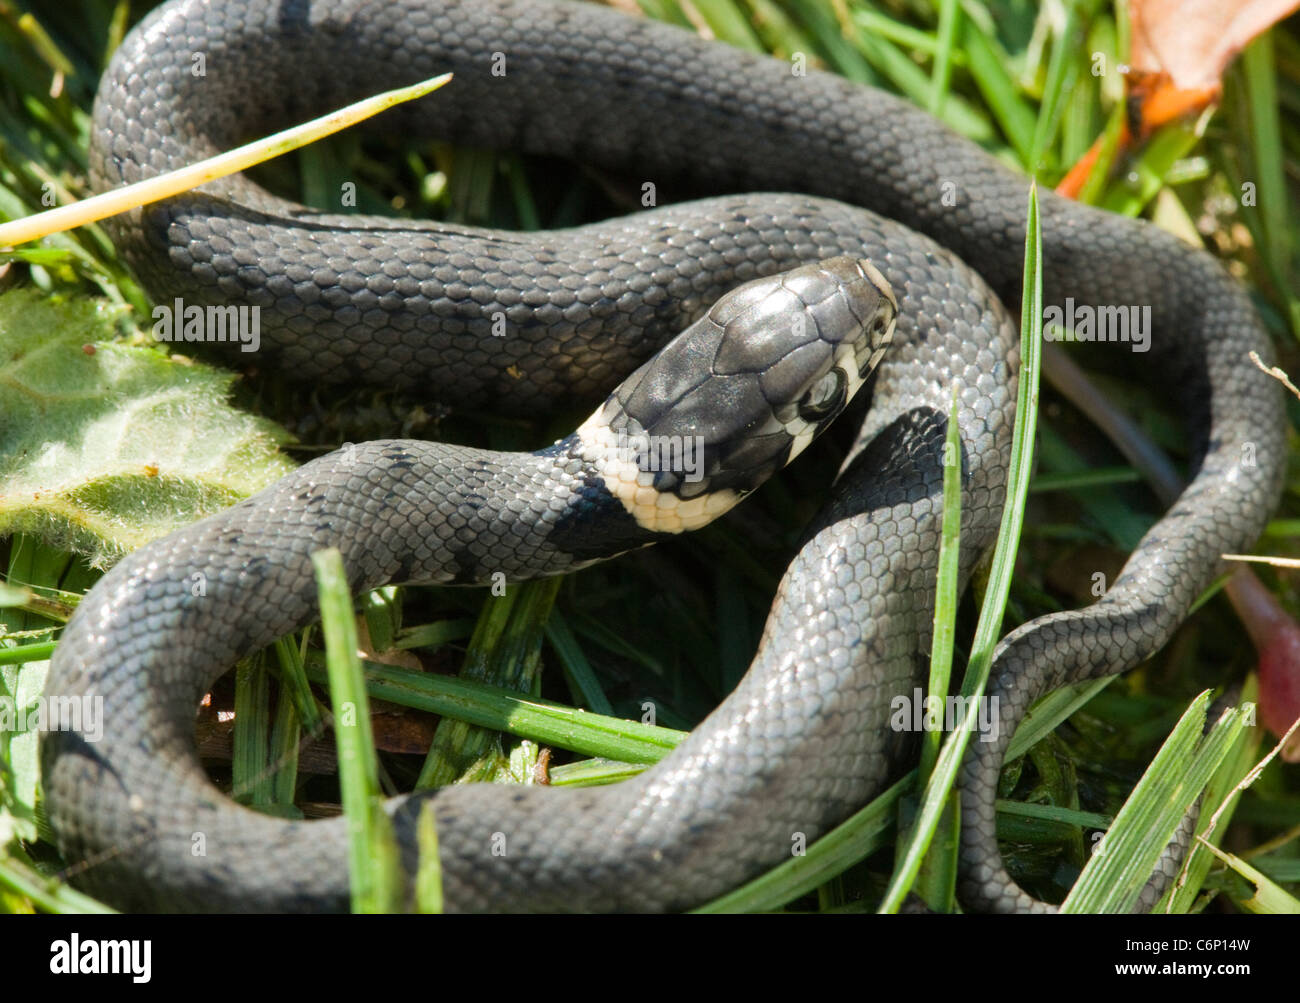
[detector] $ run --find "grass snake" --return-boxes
[42,0,1285,912]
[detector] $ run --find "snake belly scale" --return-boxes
[41,0,1284,912]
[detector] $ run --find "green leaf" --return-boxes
[0,288,294,566]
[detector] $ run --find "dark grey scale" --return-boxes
[535,435,658,563]
[41,0,1285,913]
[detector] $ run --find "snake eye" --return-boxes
[798,367,847,423]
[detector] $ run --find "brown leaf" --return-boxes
[1060,0,1297,195]
[1130,0,1300,92]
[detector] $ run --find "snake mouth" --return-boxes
[849,257,898,378]
[573,257,897,534]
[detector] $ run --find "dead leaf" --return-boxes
[1058,0,1298,196]
[1130,0,1300,92]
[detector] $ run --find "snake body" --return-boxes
[42,0,1283,912]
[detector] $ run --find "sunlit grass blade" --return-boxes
[1242,32,1300,338]
[271,634,325,736]
[1006,677,1116,760]
[878,182,1043,914]
[692,772,915,913]
[231,654,274,808]
[0,845,115,914]
[959,16,1037,166]
[922,388,964,780]
[927,0,961,116]
[905,386,966,910]
[415,801,444,914]
[782,0,878,84]
[0,73,452,247]
[548,757,649,788]
[300,653,685,764]
[1098,117,1205,216]
[416,577,560,788]
[1197,841,1300,913]
[1028,2,1081,172]
[746,0,819,61]
[847,10,993,142]
[1161,677,1263,913]
[311,547,401,914]
[1061,693,1253,912]
[681,0,764,50]
[0,640,56,665]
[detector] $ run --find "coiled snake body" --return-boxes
[42,0,1284,912]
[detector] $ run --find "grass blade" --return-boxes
[693,771,915,913]
[312,547,401,914]
[878,182,1044,913]
[1060,693,1252,912]
[0,73,453,247]
[300,655,685,764]
[928,0,962,116]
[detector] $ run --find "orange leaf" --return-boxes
[1130,0,1300,92]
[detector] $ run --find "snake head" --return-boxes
[576,256,896,533]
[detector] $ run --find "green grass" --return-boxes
[311,547,402,913]
[1,0,1299,915]
[879,182,1045,915]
